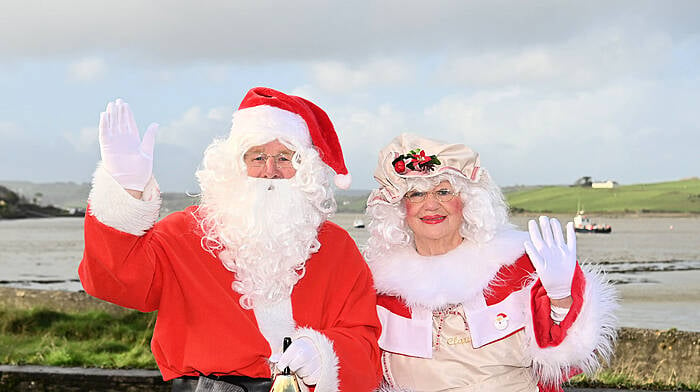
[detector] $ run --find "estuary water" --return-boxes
[1,214,699,332]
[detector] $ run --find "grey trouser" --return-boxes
[194,376,245,392]
[170,376,244,392]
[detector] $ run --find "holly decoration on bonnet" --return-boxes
[392,149,441,174]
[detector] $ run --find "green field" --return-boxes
[506,178,700,214]
[0,308,156,369]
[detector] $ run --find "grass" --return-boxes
[506,178,700,214]
[569,369,700,391]
[0,307,157,369]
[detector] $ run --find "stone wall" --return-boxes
[607,327,699,386]
[0,366,170,392]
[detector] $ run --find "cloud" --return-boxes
[423,89,523,145]
[3,2,697,64]
[205,65,230,83]
[63,126,98,152]
[289,85,319,102]
[418,78,699,185]
[158,105,231,152]
[207,107,229,122]
[68,57,106,81]
[311,59,413,93]
[0,124,98,184]
[332,104,414,188]
[0,122,20,138]
[335,73,699,189]
[1,2,698,191]
[438,29,673,88]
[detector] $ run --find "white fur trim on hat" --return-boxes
[293,327,339,392]
[88,163,161,236]
[231,105,312,147]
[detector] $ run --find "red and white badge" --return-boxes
[494,313,509,330]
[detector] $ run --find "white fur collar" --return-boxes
[369,229,528,310]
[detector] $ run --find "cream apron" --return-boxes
[382,304,538,392]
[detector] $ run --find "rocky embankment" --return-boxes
[0,186,84,219]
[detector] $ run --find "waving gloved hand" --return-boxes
[98,99,158,191]
[275,337,322,386]
[524,216,577,300]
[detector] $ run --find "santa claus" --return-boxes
[79,87,381,392]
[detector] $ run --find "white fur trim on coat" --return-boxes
[524,265,619,386]
[253,298,297,358]
[293,327,339,392]
[369,229,529,310]
[88,163,161,236]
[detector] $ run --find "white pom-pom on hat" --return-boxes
[334,173,352,189]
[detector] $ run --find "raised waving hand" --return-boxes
[524,216,577,300]
[98,99,158,191]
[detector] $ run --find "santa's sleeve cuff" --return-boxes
[293,327,339,392]
[88,163,162,236]
[525,265,619,386]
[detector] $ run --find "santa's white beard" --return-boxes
[198,177,324,309]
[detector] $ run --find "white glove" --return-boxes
[275,337,322,386]
[98,99,158,191]
[524,216,577,300]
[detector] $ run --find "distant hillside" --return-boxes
[0,185,84,219]
[0,181,372,214]
[506,178,700,214]
[7,178,700,215]
[335,189,371,213]
[0,181,91,209]
[502,185,544,194]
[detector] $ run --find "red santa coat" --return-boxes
[79,166,382,392]
[368,229,618,391]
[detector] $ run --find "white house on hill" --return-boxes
[591,180,617,189]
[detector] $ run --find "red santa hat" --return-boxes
[230,87,352,189]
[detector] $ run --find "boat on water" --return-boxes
[573,210,612,233]
[353,218,365,228]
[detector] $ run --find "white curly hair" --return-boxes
[364,171,514,261]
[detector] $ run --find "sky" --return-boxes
[1,1,698,192]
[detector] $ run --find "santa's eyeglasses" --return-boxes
[404,189,458,203]
[244,152,295,168]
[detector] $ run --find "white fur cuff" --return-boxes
[88,163,162,236]
[293,327,339,392]
[525,266,619,385]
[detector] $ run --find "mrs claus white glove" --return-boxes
[98,99,158,191]
[524,216,577,300]
[275,337,322,386]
